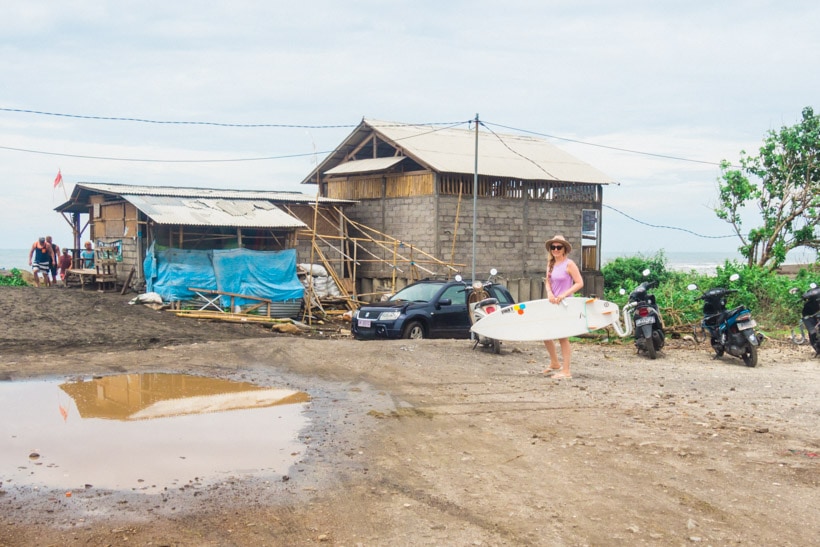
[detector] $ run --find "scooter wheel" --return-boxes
[645,338,657,359]
[741,344,758,367]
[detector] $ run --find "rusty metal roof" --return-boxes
[123,195,308,228]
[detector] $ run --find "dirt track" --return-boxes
[0,286,818,546]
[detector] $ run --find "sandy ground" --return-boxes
[0,285,818,546]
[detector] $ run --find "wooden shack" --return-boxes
[55,183,354,294]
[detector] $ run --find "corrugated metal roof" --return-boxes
[325,156,406,175]
[123,195,308,229]
[367,120,615,184]
[75,182,352,203]
[302,119,616,185]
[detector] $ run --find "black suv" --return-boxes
[351,278,515,340]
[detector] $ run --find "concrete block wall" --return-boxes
[341,196,602,302]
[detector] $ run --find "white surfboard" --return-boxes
[470,297,620,341]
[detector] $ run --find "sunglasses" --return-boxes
[550,245,564,251]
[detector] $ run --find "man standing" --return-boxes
[45,236,60,285]
[28,237,55,287]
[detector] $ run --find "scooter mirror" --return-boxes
[455,275,463,282]
[729,273,740,282]
[811,283,818,289]
[619,288,626,295]
[642,269,650,277]
[490,268,498,276]
[687,283,698,291]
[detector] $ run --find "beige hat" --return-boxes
[545,234,572,253]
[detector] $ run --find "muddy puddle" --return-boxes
[0,373,310,493]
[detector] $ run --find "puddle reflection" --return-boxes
[0,373,310,491]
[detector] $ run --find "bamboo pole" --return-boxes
[449,184,463,279]
[335,208,459,273]
[391,239,398,293]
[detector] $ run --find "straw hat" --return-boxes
[545,234,572,253]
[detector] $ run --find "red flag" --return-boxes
[53,170,63,188]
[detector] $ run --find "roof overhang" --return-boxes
[324,156,406,176]
[54,182,356,214]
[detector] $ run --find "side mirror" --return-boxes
[729,273,740,282]
[437,298,453,307]
[687,283,698,291]
[811,283,818,289]
[619,288,626,296]
[642,269,650,277]
[454,275,463,282]
[490,268,498,276]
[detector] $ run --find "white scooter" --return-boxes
[459,269,503,354]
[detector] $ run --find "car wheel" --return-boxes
[402,320,425,339]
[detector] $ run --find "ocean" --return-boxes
[0,249,32,271]
[602,251,746,276]
[1,248,812,277]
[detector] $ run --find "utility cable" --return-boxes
[483,120,730,167]
[603,204,735,238]
[0,144,328,163]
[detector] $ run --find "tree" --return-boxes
[716,106,819,269]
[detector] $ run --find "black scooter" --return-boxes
[689,274,763,367]
[620,269,665,359]
[790,282,820,357]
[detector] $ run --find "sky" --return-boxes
[2,1,818,264]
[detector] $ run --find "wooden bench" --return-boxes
[65,268,98,289]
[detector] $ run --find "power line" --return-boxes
[478,121,737,239]
[483,120,728,167]
[1,107,740,238]
[0,144,328,163]
[603,204,735,238]
[0,107,359,129]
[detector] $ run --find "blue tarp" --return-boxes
[144,243,304,306]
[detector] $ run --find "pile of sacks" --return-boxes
[299,263,341,298]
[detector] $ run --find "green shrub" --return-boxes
[602,252,818,334]
[0,268,27,287]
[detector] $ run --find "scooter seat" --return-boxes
[703,312,723,327]
[478,297,498,307]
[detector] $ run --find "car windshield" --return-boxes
[389,282,443,303]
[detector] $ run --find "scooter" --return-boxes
[689,273,763,367]
[465,268,502,354]
[790,283,820,356]
[620,269,665,359]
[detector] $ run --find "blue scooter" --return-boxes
[689,274,763,367]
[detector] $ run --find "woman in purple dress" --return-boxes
[543,235,584,379]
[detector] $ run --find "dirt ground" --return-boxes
[1,285,818,546]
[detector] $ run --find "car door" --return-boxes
[430,284,470,338]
